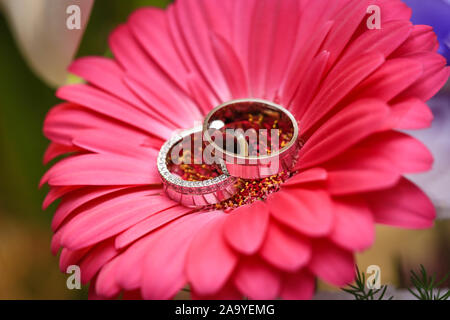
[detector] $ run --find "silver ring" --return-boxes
[203,99,300,179]
[157,126,238,207]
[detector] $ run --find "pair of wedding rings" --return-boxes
[157,99,300,207]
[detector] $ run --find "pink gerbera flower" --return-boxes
[41,0,449,300]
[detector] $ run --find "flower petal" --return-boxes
[308,240,355,287]
[233,257,281,300]
[79,239,119,284]
[329,198,375,252]
[259,221,311,272]
[300,53,385,133]
[280,270,315,300]
[60,193,176,250]
[187,215,238,296]
[298,99,390,169]
[115,205,193,249]
[141,212,222,299]
[41,154,161,187]
[223,201,269,255]
[283,168,328,187]
[390,98,434,129]
[56,84,173,140]
[365,178,436,229]
[268,188,334,237]
[52,186,128,231]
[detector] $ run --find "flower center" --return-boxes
[212,171,291,211]
[166,105,296,210]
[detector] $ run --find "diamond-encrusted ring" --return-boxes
[157,126,238,207]
[203,99,301,179]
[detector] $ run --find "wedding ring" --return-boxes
[157,126,238,207]
[203,99,300,179]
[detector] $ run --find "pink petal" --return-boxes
[283,168,328,187]
[308,240,355,287]
[390,98,434,129]
[268,188,334,237]
[127,8,190,93]
[223,201,269,255]
[88,277,108,300]
[247,0,280,98]
[392,25,438,57]
[398,52,448,101]
[326,170,399,195]
[173,0,230,101]
[349,58,423,102]
[363,131,433,174]
[290,50,330,118]
[43,143,80,164]
[233,257,281,300]
[110,214,211,292]
[51,229,63,255]
[198,0,233,40]
[324,131,433,194]
[186,72,220,114]
[42,186,79,210]
[109,24,170,86]
[329,198,375,252]
[115,205,193,249]
[259,221,311,272]
[59,247,91,272]
[114,234,156,291]
[192,283,242,300]
[377,0,412,23]
[56,84,172,140]
[264,0,300,101]
[320,0,372,68]
[95,259,121,298]
[79,239,119,284]
[211,33,249,99]
[282,21,334,107]
[52,186,128,231]
[139,212,221,299]
[123,74,201,127]
[323,138,405,194]
[297,99,390,169]
[300,53,385,133]
[230,0,256,72]
[365,178,436,229]
[339,20,412,63]
[280,270,315,300]
[60,193,176,250]
[44,103,158,148]
[72,129,158,160]
[187,215,238,296]
[246,0,300,100]
[41,154,161,187]
[68,57,151,114]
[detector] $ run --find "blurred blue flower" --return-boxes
[403,0,450,63]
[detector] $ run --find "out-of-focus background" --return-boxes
[0,0,448,299]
